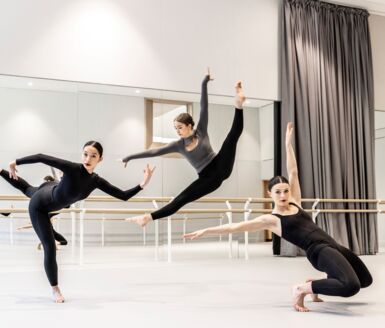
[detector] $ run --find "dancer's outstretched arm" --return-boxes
[9,154,77,179]
[121,142,179,167]
[286,122,301,204]
[97,164,155,201]
[195,68,213,135]
[184,214,278,240]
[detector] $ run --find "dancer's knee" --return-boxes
[360,273,373,288]
[340,279,361,297]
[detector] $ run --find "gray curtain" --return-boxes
[281,0,377,255]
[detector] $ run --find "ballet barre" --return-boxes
[1,194,384,262]
[1,204,383,264]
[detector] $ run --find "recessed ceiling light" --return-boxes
[27,82,33,87]
[135,89,141,94]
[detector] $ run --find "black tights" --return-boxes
[310,245,372,297]
[152,108,243,220]
[28,186,60,286]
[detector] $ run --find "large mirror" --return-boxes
[146,99,193,149]
[375,109,385,245]
[0,74,275,247]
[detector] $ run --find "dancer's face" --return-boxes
[82,145,103,172]
[268,183,291,207]
[174,121,193,138]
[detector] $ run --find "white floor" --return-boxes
[0,242,384,328]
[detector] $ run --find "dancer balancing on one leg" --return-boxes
[122,69,246,227]
[5,141,155,303]
[184,122,372,312]
[1,170,68,246]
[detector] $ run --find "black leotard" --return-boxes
[274,203,372,297]
[273,203,338,259]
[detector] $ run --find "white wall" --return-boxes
[0,0,281,100]
[370,14,385,111]
[370,14,385,246]
[0,85,269,244]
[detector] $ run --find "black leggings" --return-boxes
[310,245,372,297]
[28,185,61,286]
[0,170,67,246]
[152,108,243,220]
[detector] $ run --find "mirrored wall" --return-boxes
[0,74,275,246]
[375,109,385,244]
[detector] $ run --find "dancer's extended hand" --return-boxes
[183,229,206,240]
[286,122,294,148]
[8,161,18,180]
[140,164,156,188]
[118,158,129,168]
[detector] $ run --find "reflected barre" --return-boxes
[1,208,383,215]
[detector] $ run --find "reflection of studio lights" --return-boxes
[135,89,141,94]
[27,82,33,87]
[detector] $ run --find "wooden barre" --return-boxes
[1,195,383,203]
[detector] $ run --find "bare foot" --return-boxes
[52,286,65,303]
[306,279,324,302]
[125,213,152,227]
[235,81,246,109]
[292,285,310,312]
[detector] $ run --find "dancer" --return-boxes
[0,169,68,246]
[123,69,245,227]
[184,123,372,312]
[6,141,154,303]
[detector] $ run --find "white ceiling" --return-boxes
[325,0,385,16]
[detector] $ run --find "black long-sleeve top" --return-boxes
[16,154,142,207]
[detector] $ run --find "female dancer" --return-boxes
[123,70,246,227]
[0,169,68,246]
[184,123,372,312]
[6,141,154,303]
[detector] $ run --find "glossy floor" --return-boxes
[0,242,383,328]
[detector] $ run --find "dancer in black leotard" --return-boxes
[6,141,154,303]
[0,169,67,245]
[123,69,246,227]
[184,123,372,312]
